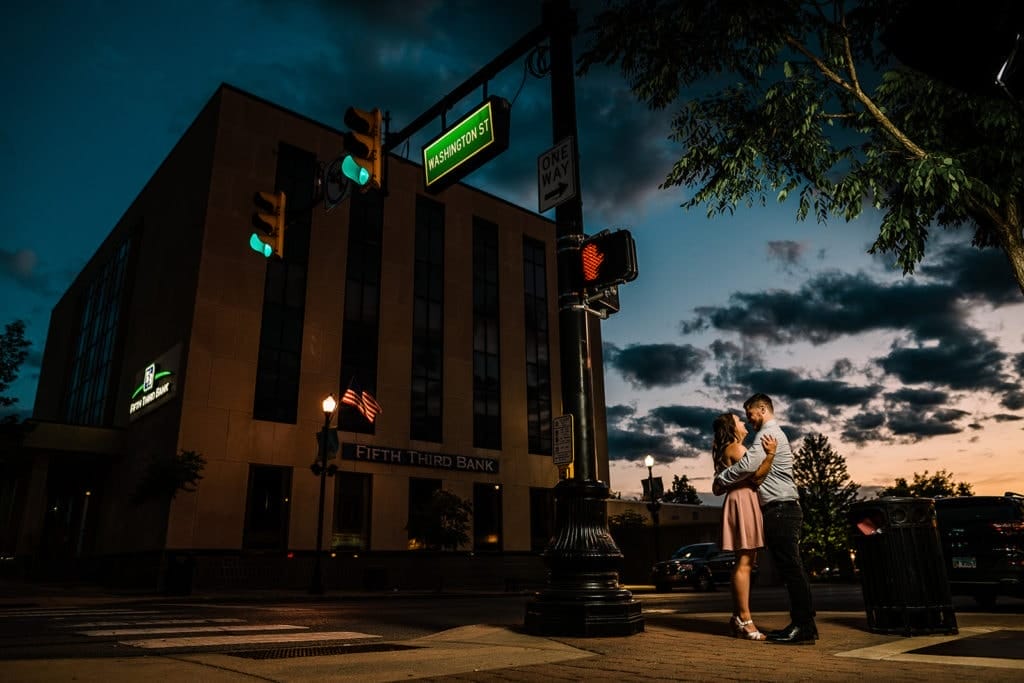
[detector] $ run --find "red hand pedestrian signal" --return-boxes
[579,229,638,291]
[582,242,605,282]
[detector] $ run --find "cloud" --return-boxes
[766,240,806,273]
[606,403,636,423]
[877,327,1012,396]
[917,243,1021,305]
[841,411,888,445]
[883,388,949,406]
[0,248,54,295]
[887,409,964,439]
[734,367,882,406]
[607,425,695,462]
[604,342,708,389]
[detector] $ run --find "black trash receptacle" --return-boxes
[164,552,195,596]
[849,497,957,635]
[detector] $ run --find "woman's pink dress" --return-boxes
[721,483,764,551]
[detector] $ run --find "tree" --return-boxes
[132,449,206,504]
[878,469,974,497]
[661,474,703,504]
[406,489,473,551]
[0,320,31,423]
[580,1,1024,296]
[793,434,860,578]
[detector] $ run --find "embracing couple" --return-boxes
[712,393,817,645]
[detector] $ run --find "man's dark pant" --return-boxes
[762,500,814,624]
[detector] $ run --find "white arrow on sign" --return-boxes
[537,137,577,213]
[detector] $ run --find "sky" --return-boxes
[4,1,1023,502]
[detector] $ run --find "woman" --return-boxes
[712,412,777,640]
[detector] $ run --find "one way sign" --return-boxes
[537,137,577,213]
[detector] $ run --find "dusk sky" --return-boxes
[4,1,1023,501]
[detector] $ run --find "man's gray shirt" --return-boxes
[715,419,798,506]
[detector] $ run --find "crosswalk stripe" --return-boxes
[0,609,163,618]
[61,618,245,628]
[120,630,381,649]
[79,624,308,637]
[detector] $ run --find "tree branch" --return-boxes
[782,33,928,160]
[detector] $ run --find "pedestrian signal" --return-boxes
[580,229,638,290]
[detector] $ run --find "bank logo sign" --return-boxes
[341,442,499,474]
[128,344,180,421]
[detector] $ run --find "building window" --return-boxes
[473,483,503,552]
[530,487,555,552]
[65,239,130,426]
[242,465,292,550]
[333,472,372,551]
[339,190,383,434]
[473,218,501,450]
[523,237,552,454]
[410,195,444,443]
[407,477,442,549]
[253,142,315,423]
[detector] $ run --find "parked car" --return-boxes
[651,542,756,592]
[934,492,1024,607]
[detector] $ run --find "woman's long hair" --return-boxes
[712,412,740,475]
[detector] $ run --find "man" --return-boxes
[714,393,817,644]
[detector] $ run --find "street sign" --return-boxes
[553,414,573,466]
[537,137,577,213]
[422,96,511,194]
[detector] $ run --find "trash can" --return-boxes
[163,552,195,596]
[848,497,957,635]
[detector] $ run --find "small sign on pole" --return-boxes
[553,414,574,467]
[537,137,577,213]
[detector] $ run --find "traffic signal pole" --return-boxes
[370,0,641,636]
[524,0,643,636]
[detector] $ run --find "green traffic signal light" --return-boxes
[341,155,370,187]
[342,106,382,191]
[250,190,286,259]
[249,232,273,258]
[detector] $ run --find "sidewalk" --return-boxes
[1,580,1022,682]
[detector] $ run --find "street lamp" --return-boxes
[310,393,337,595]
[644,454,662,563]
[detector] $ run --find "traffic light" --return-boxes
[580,229,638,290]
[250,190,286,259]
[342,106,382,191]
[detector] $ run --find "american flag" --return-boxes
[341,377,383,423]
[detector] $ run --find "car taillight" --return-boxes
[990,521,1024,534]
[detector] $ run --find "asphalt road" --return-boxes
[0,583,1020,661]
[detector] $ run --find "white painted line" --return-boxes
[836,626,1024,670]
[79,624,308,637]
[0,609,163,618]
[59,618,245,628]
[120,630,381,649]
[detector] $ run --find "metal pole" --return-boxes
[647,466,661,562]
[310,413,330,595]
[524,0,643,637]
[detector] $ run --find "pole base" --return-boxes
[525,582,644,636]
[523,479,645,637]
